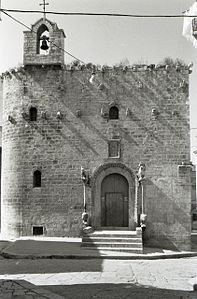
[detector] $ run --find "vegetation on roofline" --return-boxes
[0,57,192,80]
[66,57,191,72]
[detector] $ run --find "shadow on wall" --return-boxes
[60,118,99,157]
[26,68,178,160]
[143,178,191,251]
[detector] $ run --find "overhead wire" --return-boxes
[0,5,196,65]
[0,7,196,18]
[1,9,86,64]
[1,8,196,129]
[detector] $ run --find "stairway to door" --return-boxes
[81,228,143,253]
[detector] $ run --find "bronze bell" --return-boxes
[40,36,49,50]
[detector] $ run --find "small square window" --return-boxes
[33,226,44,236]
[108,140,120,158]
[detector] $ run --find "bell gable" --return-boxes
[23,18,65,66]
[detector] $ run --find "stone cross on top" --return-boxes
[39,0,49,19]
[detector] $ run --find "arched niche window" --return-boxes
[33,170,41,188]
[37,24,50,55]
[109,106,119,120]
[29,107,37,121]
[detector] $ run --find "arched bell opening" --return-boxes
[37,24,50,55]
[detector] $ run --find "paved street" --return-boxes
[0,258,197,298]
[44,284,197,299]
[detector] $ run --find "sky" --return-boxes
[0,0,197,160]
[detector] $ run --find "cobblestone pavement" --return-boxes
[0,258,197,290]
[0,280,196,299]
[0,280,64,299]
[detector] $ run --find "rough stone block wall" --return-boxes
[191,167,196,211]
[0,128,1,145]
[0,80,2,125]
[1,62,192,250]
[0,126,1,229]
[0,79,2,230]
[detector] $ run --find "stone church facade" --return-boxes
[0,18,193,251]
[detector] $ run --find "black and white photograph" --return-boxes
[0,0,197,298]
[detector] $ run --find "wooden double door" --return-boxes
[101,173,129,227]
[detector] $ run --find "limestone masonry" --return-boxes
[0,18,193,251]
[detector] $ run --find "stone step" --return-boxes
[84,231,139,238]
[81,242,142,248]
[81,229,143,254]
[191,232,197,243]
[99,227,130,231]
[82,237,142,243]
[93,230,137,234]
[82,246,143,253]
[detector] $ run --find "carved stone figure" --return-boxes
[81,167,90,186]
[137,163,146,182]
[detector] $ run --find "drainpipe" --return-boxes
[83,183,86,211]
[82,183,89,227]
[141,179,144,215]
[140,179,147,230]
[137,163,147,229]
[81,167,89,227]
[135,176,140,227]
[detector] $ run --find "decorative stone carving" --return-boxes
[82,210,89,227]
[140,213,147,229]
[81,167,91,186]
[91,162,135,188]
[137,163,146,183]
[151,108,159,120]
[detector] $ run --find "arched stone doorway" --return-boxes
[91,163,136,229]
[101,173,129,227]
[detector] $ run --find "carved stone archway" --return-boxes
[91,163,137,230]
